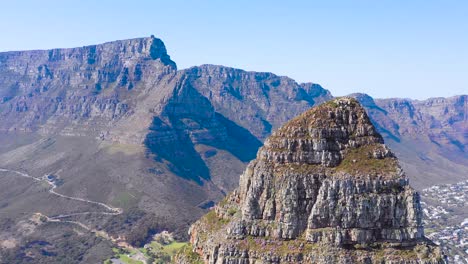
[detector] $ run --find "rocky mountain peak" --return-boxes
[260,97,396,176]
[176,98,444,264]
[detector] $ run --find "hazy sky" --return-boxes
[1,0,466,99]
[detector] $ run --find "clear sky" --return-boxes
[1,0,466,99]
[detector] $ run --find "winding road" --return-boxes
[0,168,122,236]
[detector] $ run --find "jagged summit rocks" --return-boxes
[176,98,444,264]
[259,97,394,171]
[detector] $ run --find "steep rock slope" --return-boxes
[0,36,175,138]
[145,65,332,190]
[181,65,332,140]
[0,37,213,224]
[0,36,462,262]
[0,37,333,260]
[177,98,443,264]
[353,94,467,189]
[0,37,219,262]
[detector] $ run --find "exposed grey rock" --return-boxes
[0,36,176,138]
[142,65,333,186]
[0,39,336,249]
[177,98,444,264]
[351,93,468,189]
[0,36,461,263]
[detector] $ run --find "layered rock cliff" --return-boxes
[176,98,444,264]
[0,37,462,263]
[0,36,176,138]
[0,36,334,246]
[352,93,467,189]
[143,65,332,188]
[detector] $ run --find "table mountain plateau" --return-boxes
[0,36,333,263]
[0,36,464,263]
[176,98,444,264]
[351,93,467,190]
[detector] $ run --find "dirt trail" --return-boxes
[0,168,122,239]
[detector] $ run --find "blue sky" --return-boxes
[1,0,466,99]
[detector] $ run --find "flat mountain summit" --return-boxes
[0,36,464,263]
[176,98,444,264]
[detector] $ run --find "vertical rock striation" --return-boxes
[0,36,176,138]
[351,93,467,189]
[143,65,333,187]
[176,98,444,264]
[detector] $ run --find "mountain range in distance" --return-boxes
[175,97,445,263]
[0,36,465,263]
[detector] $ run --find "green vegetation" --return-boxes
[373,247,419,261]
[283,98,360,129]
[335,144,397,176]
[218,196,230,207]
[193,210,231,244]
[177,244,203,264]
[103,208,176,248]
[203,210,230,232]
[161,241,187,255]
[351,242,438,262]
[324,99,339,108]
[105,240,189,264]
[227,207,237,216]
[276,163,324,175]
[113,253,144,264]
[112,191,139,209]
[105,247,145,264]
[237,236,319,255]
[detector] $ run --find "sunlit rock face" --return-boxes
[176,98,445,264]
[0,36,176,139]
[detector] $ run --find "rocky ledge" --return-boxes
[175,98,445,264]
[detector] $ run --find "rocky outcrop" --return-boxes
[177,98,444,264]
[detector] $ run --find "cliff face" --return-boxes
[0,37,462,263]
[177,98,443,264]
[0,37,334,242]
[180,65,332,140]
[143,65,332,188]
[352,94,467,189]
[0,36,176,139]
